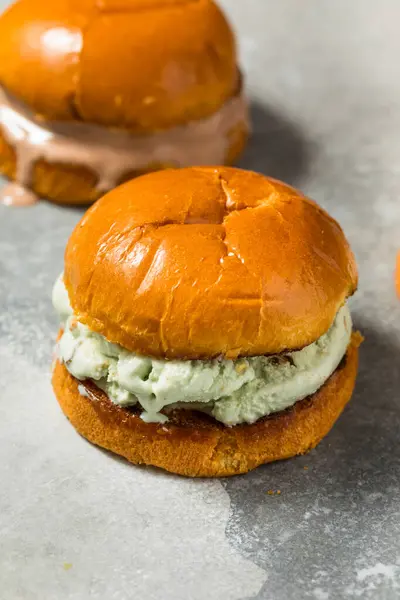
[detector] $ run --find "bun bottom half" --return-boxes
[52,332,361,477]
[0,123,248,206]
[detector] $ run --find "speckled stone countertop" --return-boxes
[1,1,400,599]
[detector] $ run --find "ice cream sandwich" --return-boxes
[0,0,248,205]
[52,167,361,476]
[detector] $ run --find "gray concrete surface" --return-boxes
[1,1,400,598]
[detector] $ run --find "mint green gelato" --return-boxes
[53,275,352,426]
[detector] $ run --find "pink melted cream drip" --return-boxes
[0,86,249,207]
[0,182,38,206]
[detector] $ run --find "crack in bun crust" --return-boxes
[52,332,361,477]
[64,167,358,358]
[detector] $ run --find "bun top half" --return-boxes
[0,0,237,132]
[64,167,358,359]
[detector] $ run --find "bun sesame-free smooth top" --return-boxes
[64,167,358,359]
[0,0,237,131]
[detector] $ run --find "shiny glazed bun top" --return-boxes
[64,167,358,359]
[0,0,237,132]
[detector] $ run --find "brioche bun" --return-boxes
[52,332,361,478]
[64,167,358,359]
[0,0,237,132]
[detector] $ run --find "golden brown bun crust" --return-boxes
[0,0,237,132]
[52,332,361,477]
[0,126,248,205]
[64,167,358,357]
